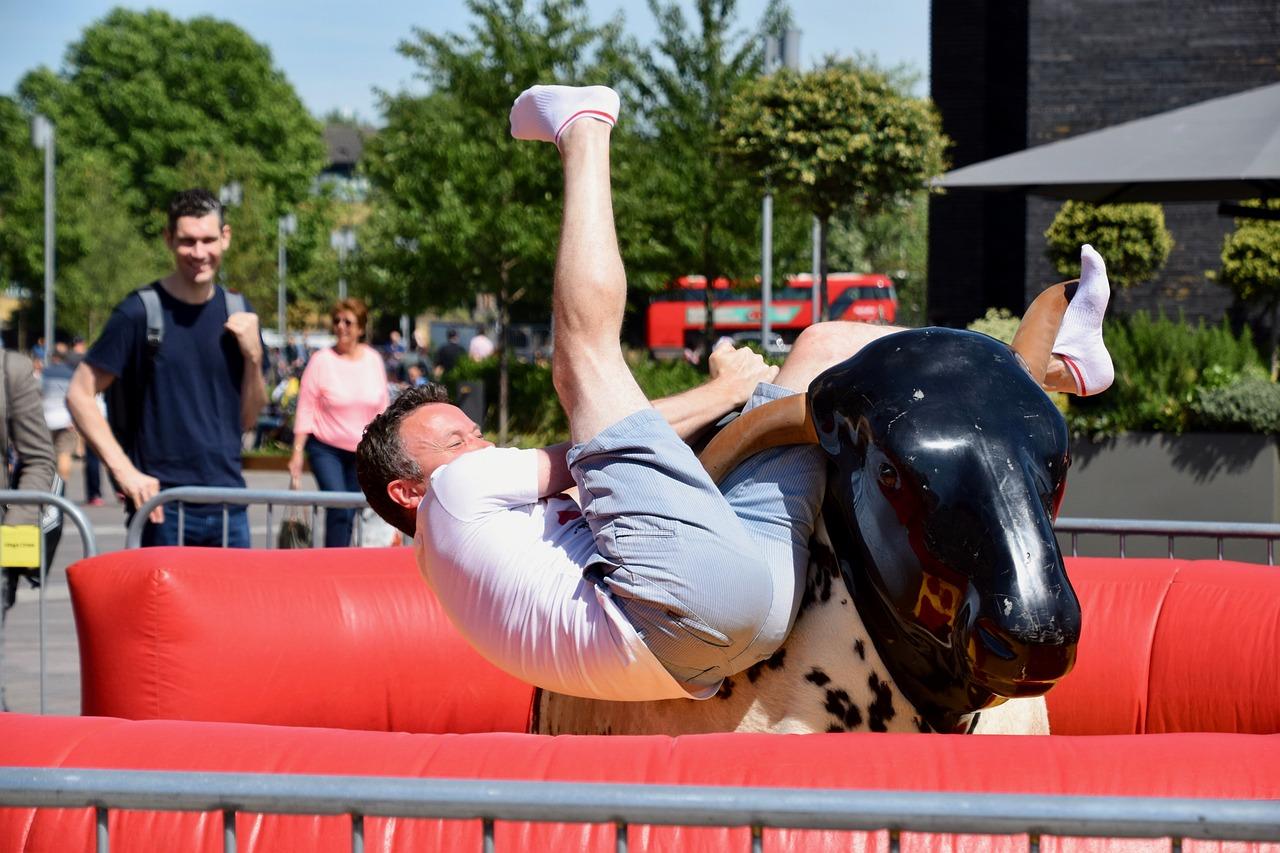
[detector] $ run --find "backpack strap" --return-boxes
[136,285,164,353]
[224,289,246,317]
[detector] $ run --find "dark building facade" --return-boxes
[928,1,1280,327]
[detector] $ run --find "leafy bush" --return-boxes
[1066,313,1267,438]
[1044,201,1173,289]
[966,307,1020,344]
[446,351,710,446]
[1191,379,1280,434]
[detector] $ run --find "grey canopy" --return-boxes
[935,82,1280,203]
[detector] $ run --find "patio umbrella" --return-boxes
[934,82,1280,203]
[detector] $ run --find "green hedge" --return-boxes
[448,314,1279,445]
[444,352,709,446]
[1065,313,1269,438]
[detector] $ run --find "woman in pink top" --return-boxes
[288,298,390,546]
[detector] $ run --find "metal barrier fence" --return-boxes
[124,487,369,549]
[1055,517,1280,563]
[0,491,97,714]
[0,769,1276,852]
[0,769,1277,852]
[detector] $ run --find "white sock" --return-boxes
[1053,244,1114,396]
[509,84,620,145]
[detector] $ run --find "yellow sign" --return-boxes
[0,525,42,569]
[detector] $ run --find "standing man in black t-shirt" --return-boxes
[67,189,268,546]
[433,329,466,380]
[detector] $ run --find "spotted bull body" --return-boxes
[535,328,1078,736]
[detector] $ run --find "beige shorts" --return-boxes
[51,428,78,458]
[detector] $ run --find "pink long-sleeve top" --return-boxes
[293,346,390,452]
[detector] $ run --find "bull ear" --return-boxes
[1010,280,1076,386]
[697,394,816,485]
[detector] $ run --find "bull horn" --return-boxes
[1010,280,1077,386]
[697,393,816,485]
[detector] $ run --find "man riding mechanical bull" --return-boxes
[356,85,1115,731]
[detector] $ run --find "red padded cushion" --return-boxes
[1049,558,1280,735]
[68,548,533,734]
[1,714,1278,853]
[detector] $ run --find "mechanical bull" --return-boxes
[537,316,1081,736]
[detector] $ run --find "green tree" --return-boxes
[1044,201,1173,289]
[720,61,947,319]
[1213,200,1280,377]
[0,9,327,342]
[360,0,627,441]
[620,0,798,354]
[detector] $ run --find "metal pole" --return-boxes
[277,222,287,343]
[40,120,55,355]
[811,217,821,325]
[761,194,773,349]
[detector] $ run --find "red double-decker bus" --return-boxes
[646,272,897,358]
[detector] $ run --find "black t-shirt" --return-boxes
[436,341,466,372]
[86,282,253,490]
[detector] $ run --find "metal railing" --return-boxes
[124,487,369,549]
[1055,517,1280,563]
[0,491,97,714]
[0,769,1277,853]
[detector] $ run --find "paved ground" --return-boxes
[3,461,299,716]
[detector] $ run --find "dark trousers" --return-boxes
[306,436,359,548]
[84,445,101,500]
[140,503,251,548]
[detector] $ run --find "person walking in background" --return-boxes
[66,188,268,547]
[63,340,103,506]
[288,298,389,547]
[0,346,56,707]
[40,349,75,488]
[468,325,495,361]
[433,329,465,380]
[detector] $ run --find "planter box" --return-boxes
[1062,432,1279,561]
[241,455,307,473]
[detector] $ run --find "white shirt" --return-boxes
[468,334,495,360]
[415,446,704,701]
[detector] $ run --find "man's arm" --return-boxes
[5,354,56,526]
[652,344,779,443]
[534,345,777,500]
[66,361,164,522]
[225,311,268,430]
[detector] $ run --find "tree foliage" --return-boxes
[618,0,805,352]
[1043,201,1173,289]
[1213,199,1280,376]
[720,62,947,317]
[0,9,328,340]
[359,0,629,439]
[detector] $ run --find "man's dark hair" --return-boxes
[446,329,459,342]
[166,188,224,233]
[356,382,452,536]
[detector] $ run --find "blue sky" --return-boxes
[0,1,930,123]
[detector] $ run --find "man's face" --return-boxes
[399,403,493,484]
[165,213,230,286]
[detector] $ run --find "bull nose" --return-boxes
[972,598,1080,695]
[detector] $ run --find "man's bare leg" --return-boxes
[511,86,650,444]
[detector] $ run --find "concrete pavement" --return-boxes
[4,460,303,716]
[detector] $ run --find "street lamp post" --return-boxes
[277,214,297,343]
[31,114,55,357]
[218,182,242,290]
[760,30,800,353]
[330,227,357,301]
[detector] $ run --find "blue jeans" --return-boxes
[306,436,359,548]
[140,503,251,548]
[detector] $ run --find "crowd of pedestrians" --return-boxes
[3,187,501,554]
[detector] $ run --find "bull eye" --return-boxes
[878,462,899,489]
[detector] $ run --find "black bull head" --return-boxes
[700,326,1080,732]
[809,328,1079,730]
